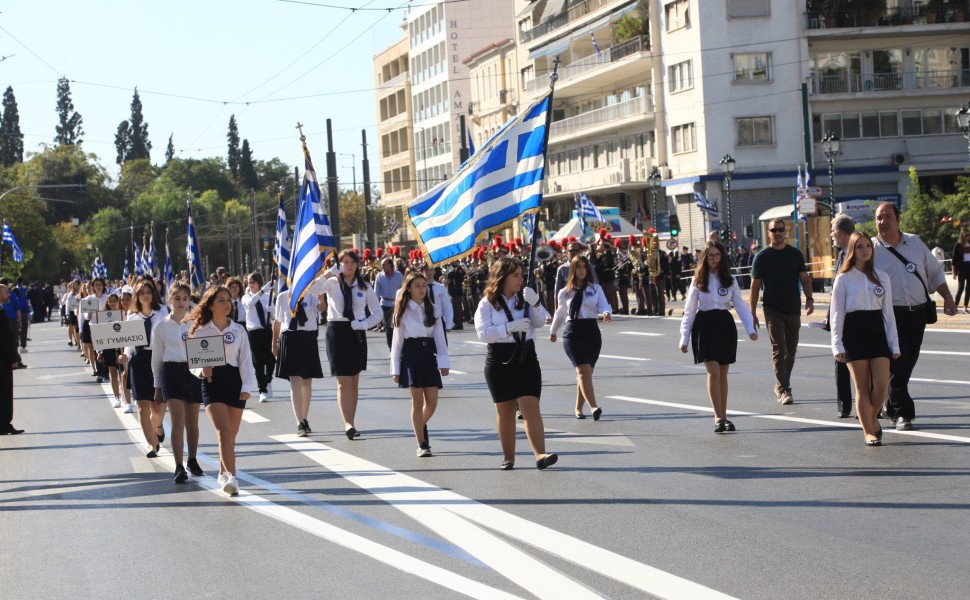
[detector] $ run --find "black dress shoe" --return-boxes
[575,412,586,419]
[187,457,204,476]
[174,465,188,484]
[499,460,514,470]
[592,407,602,421]
[536,453,558,470]
[345,426,358,440]
[837,411,851,419]
[156,427,165,445]
[714,420,727,433]
[0,425,24,435]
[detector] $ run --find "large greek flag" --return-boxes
[2,221,23,262]
[274,195,291,294]
[288,143,335,316]
[407,90,552,265]
[186,205,204,289]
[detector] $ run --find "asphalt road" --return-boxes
[1,311,968,600]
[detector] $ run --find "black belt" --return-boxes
[895,304,924,312]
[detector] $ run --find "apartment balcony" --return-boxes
[545,156,653,197]
[380,150,411,171]
[550,95,653,141]
[525,36,650,96]
[806,4,969,30]
[811,69,970,95]
[381,188,414,209]
[521,0,616,43]
[379,72,409,93]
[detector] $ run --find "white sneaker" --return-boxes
[265,383,272,396]
[259,393,268,403]
[112,396,122,408]
[222,475,239,496]
[124,403,136,414]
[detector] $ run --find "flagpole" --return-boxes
[525,56,561,294]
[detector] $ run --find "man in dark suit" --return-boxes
[827,214,855,418]
[0,284,23,434]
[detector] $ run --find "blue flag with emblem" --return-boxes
[274,195,291,294]
[2,221,23,262]
[288,141,336,317]
[407,90,552,266]
[186,204,204,289]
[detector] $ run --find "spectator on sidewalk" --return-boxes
[0,284,23,435]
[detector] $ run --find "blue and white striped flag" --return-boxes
[590,31,602,57]
[273,195,291,294]
[2,221,23,262]
[163,231,174,287]
[694,191,719,218]
[148,228,157,277]
[186,204,204,289]
[520,212,535,244]
[467,126,476,158]
[573,193,588,235]
[579,192,605,222]
[407,90,552,265]
[123,250,130,280]
[133,241,145,276]
[288,142,336,316]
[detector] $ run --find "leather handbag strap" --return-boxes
[880,241,930,302]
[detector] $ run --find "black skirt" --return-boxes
[398,337,442,389]
[843,310,891,361]
[161,361,203,404]
[128,349,156,401]
[690,310,738,365]
[101,348,118,368]
[563,319,602,367]
[201,365,245,409]
[68,313,78,327]
[275,329,323,379]
[484,340,541,403]
[326,321,367,376]
[80,319,92,343]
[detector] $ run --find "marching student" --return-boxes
[151,284,205,483]
[474,257,557,471]
[679,243,758,433]
[321,249,382,439]
[390,271,450,457]
[831,232,901,447]
[241,272,275,402]
[227,277,247,327]
[118,280,167,457]
[549,254,612,420]
[273,281,325,437]
[118,291,136,413]
[420,263,454,332]
[188,286,257,496]
[63,280,81,348]
[97,292,124,407]
[81,278,109,382]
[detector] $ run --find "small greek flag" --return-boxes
[574,193,588,235]
[591,31,601,57]
[186,204,204,289]
[123,250,130,280]
[407,90,552,265]
[2,221,23,262]
[386,216,399,236]
[133,241,145,276]
[93,256,107,279]
[694,191,719,218]
[274,195,291,294]
[579,192,605,222]
[288,142,336,316]
[163,231,174,287]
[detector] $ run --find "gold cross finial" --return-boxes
[296,122,306,141]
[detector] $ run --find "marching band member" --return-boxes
[550,254,612,420]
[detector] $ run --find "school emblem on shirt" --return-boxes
[223,332,236,344]
[717,287,729,296]
[112,323,122,332]
[181,332,189,341]
[356,291,364,298]
[874,285,885,297]
[585,288,595,298]
[905,262,916,273]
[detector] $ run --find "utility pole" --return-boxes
[361,130,375,252]
[249,188,258,276]
[325,119,340,244]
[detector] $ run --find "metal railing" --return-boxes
[806,4,970,29]
[550,95,652,138]
[379,72,407,91]
[523,36,649,95]
[522,0,619,42]
[811,70,970,94]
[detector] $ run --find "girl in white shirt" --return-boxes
[321,250,382,439]
[97,293,124,407]
[549,255,612,420]
[273,284,325,438]
[81,278,109,380]
[830,232,901,447]
[118,291,136,413]
[188,286,257,496]
[227,277,247,328]
[241,272,275,402]
[151,284,204,483]
[64,280,82,349]
[679,243,758,433]
[118,280,167,457]
[474,257,557,471]
[390,271,450,457]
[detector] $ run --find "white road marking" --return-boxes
[37,370,88,380]
[798,343,970,356]
[241,411,270,423]
[275,435,738,600]
[599,354,651,362]
[911,377,970,386]
[129,457,156,473]
[449,369,467,375]
[464,341,487,346]
[620,331,664,337]
[608,395,970,444]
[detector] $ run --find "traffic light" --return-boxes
[669,214,680,237]
[745,223,754,238]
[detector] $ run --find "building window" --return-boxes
[727,0,769,18]
[733,53,770,82]
[668,60,693,93]
[901,110,922,136]
[665,0,690,31]
[671,123,696,154]
[736,116,773,146]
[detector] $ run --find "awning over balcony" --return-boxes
[571,16,610,38]
[541,0,568,23]
[515,1,537,18]
[528,35,571,60]
[610,1,639,20]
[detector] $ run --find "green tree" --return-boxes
[19,144,113,224]
[900,166,945,248]
[227,115,240,178]
[164,134,175,165]
[54,77,84,147]
[115,89,151,165]
[338,189,365,235]
[1,194,59,279]
[117,158,159,204]
[82,206,130,270]
[114,120,130,166]
[239,139,258,190]
[51,221,90,278]
[0,86,24,167]
[255,157,293,192]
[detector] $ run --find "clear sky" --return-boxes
[0,0,410,187]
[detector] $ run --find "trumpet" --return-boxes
[535,243,555,263]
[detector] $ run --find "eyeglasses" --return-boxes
[769,227,786,234]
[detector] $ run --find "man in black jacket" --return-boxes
[0,284,23,435]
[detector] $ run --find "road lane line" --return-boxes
[798,343,970,356]
[599,354,651,362]
[241,411,270,423]
[620,332,664,337]
[275,435,738,600]
[911,377,970,386]
[608,395,970,444]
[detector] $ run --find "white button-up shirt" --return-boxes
[241,290,273,330]
[150,315,192,388]
[428,280,454,329]
[474,295,548,343]
[82,293,108,323]
[830,267,900,356]
[123,310,164,358]
[274,289,321,332]
[874,233,946,307]
[321,276,383,329]
[550,284,611,336]
[679,274,756,348]
[389,300,450,375]
[188,321,258,394]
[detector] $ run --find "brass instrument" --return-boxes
[645,235,660,279]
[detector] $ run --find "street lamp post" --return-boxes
[719,154,736,247]
[647,167,662,232]
[822,131,841,205]
[956,100,970,163]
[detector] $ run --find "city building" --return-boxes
[374,33,415,234]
